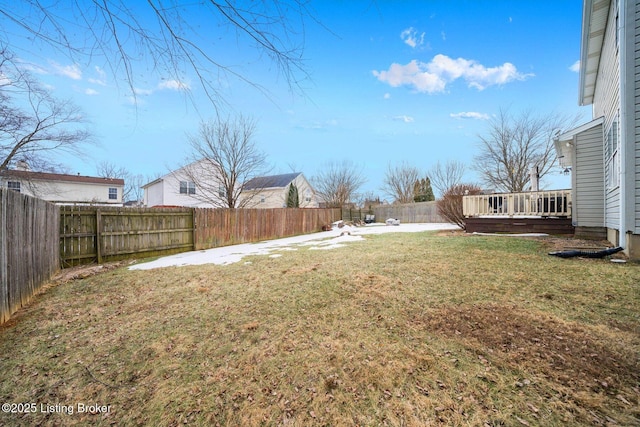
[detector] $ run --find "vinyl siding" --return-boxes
[593,0,621,229]
[575,124,605,227]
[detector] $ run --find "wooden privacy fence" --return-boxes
[195,208,340,250]
[1,189,59,324]
[60,206,194,267]
[372,201,446,223]
[60,206,341,266]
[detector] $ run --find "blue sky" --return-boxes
[3,0,590,198]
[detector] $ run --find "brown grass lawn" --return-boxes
[0,232,638,426]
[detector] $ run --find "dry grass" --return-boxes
[0,232,638,426]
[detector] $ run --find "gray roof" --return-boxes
[0,169,124,186]
[243,172,301,190]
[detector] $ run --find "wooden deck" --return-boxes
[465,217,574,235]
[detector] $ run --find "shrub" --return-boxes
[437,184,482,230]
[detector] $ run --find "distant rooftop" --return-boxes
[243,172,301,190]
[0,169,125,186]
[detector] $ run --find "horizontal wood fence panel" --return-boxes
[1,189,59,325]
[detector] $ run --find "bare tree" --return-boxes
[474,109,581,192]
[96,161,146,204]
[96,161,129,180]
[0,48,91,172]
[312,160,366,208]
[381,161,420,204]
[182,115,270,208]
[0,1,318,107]
[127,174,146,205]
[428,160,466,199]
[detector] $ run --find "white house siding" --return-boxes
[2,176,123,205]
[593,0,621,230]
[33,181,123,204]
[574,123,605,227]
[144,181,165,206]
[143,160,227,208]
[159,173,215,208]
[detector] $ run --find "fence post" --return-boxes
[96,208,102,264]
[192,208,197,251]
[0,190,8,324]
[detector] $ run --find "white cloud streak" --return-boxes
[50,62,82,80]
[393,115,414,123]
[158,79,190,91]
[450,112,489,120]
[372,54,532,93]
[88,66,107,86]
[570,60,580,72]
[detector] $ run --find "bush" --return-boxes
[437,184,482,230]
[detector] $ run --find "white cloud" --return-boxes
[372,54,532,93]
[19,62,48,75]
[134,87,154,96]
[84,88,99,96]
[393,115,414,123]
[158,79,190,91]
[88,66,107,86]
[450,112,489,120]
[400,27,425,48]
[570,60,580,72]
[296,119,338,131]
[50,62,82,80]
[373,60,446,93]
[0,73,10,86]
[383,93,391,99]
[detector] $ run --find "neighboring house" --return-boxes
[241,172,318,208]
[0,168,124,205]
[554,0,639,259]
[143,159,227,208]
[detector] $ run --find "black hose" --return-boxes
[548,246,623,258]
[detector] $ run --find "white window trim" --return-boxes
[180,181,196,195]
[7,181,21,193]
[605,115,620,191]
[108,187,118,200]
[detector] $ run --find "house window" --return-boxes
[180,181,196,195]
[260,196,266,203]
[109,187,118,200]
[218,185,227,198]
[7,181,20,193]
[304,190,312,203]
[605,115,619,190]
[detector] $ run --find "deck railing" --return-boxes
[463,190,572,218]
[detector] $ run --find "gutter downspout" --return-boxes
[619,0,635,252]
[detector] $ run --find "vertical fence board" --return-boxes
[1,189,59,325]
[0,190,8,324]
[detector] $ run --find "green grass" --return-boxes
[0,232,638,426]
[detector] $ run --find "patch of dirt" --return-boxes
[436,230,628,260]
[52,261,129,284]
[417,303,639,400]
